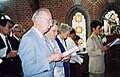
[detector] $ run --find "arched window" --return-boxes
[72,12,86,48]
[103,10,119,35]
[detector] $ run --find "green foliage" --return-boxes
[116,24,120,30]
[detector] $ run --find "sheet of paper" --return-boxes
[0,47,6,57]
[108,38,120,47]
[70,55,83,65]
[62,46,79,57]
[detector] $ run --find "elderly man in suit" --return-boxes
[18,8,63,77]
[86,20,109,77]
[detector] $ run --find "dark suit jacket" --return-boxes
[8,35,20,50]
[1,35,23,76]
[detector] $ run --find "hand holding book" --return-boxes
[107,38,120,47]
[62,46,79,57]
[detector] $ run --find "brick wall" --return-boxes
[3,0,33,30]
[39,0,74,23]
[1,0,117,30]
[39,0,108,22]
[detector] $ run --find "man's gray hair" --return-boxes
[59,23,72,33]
[31,8,50,22]
[12,24,22,31]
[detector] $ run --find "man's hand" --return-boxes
[100,45,109,52]
[6,50,17,58]
[61,55,71,62]
[48,52,63,63]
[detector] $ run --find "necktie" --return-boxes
[5,37,12,54]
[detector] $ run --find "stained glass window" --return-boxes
[104,10,119,35]
[72,12,86,49]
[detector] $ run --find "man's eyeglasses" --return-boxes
[39,17,53,26]
[39,17,51,21]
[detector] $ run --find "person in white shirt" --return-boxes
[11,24,23,41]
[0,14,18,77]
[65,28,83,77]
[55,23,72,77]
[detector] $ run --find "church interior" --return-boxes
[0,0,120,77]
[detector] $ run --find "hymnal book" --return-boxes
[62,46,79,57]
[107,38,120,47]
[70,55,84,65]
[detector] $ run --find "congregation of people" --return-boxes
[0,8,110,77]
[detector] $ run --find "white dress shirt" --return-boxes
[0,33,7,57]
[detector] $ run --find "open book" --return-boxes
[70,55,84,65]
[107,38,120,47]
[62,46,79,57]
